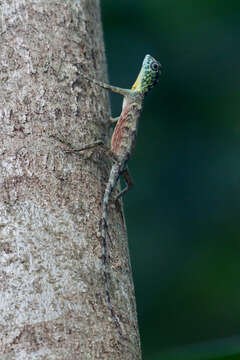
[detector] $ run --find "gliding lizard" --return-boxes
[70,54,162,335]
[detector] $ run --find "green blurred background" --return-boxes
[101,1,240,359]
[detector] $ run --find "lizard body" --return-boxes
[74,54,162,335]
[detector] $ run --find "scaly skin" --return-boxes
[73,54,162,337]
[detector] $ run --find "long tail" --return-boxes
[101,163,123,334]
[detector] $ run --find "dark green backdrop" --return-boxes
[101,1,240,359]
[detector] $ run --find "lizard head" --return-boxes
[131,54,162,94]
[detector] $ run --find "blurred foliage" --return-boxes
[157,335,240,360]
[101,1,240,359]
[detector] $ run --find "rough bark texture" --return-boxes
[0,0,141,359]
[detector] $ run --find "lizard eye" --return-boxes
[151,62,159,71]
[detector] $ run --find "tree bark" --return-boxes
[0,0,141,359]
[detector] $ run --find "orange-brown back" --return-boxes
[111,102,141,159]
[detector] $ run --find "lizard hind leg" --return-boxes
[110,116,120,124]
[65,140,104,153]
[65,140,118,162]
[115,167,134,200]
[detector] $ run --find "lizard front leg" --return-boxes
[81,73,133,97]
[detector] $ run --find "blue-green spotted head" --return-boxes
[131,54,162,94]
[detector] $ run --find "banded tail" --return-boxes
[101,162,123,333]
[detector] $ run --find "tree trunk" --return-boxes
[0,0,141,359]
